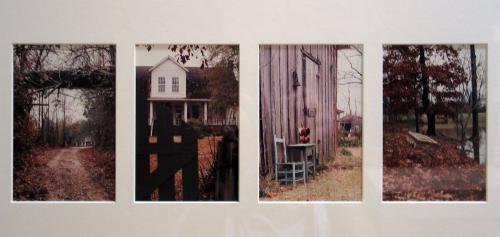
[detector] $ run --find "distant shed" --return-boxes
[339,114,362,135]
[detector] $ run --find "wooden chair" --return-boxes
[274,136,306,188]
[305,146,317,178]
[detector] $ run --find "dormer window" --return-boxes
[158,77,165,92]
[172,77,179,92]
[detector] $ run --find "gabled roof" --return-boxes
[137,66,208,81]
[148,56,189,72]
[136,65,212,100]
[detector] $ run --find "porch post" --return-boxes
[183,101,188,122]
[149,102,153,125]
[149,102,154,136]
[203,102,208,125]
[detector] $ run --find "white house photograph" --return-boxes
[135,44,239,201]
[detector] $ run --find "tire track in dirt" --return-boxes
[44,148,107,201]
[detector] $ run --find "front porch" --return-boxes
[148,98,210,136]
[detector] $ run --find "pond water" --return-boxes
[464,129,486,164]
[403,123,487,164]
[387,118,487,164]
[438,127,486,164]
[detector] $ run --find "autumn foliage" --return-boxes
[383,132,485,201]
[383,45,467,119]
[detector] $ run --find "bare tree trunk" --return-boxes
[62,93,66,147]
[414,111,420,133]
[419,46,435,136]
[470,44,480,163]
[45,95,50,144]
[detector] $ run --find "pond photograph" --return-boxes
[383,44,487,201]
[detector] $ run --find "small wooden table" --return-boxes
[287,143,316,181]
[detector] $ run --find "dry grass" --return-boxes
[261,147,362,201]
[172,136,223,200]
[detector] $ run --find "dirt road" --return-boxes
[44,148,107,201]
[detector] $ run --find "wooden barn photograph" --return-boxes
[135,44,239,201]
[13,44,116,201]
[383,44,487,201]
[259,44,363,201]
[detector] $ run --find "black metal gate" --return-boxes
[136,78,199,201]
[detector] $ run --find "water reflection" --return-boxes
[464,129,486,164]
[416,124,486,165]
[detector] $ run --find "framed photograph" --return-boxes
[259,44,363,202]
[135,44,239,201]
[0,0,499,236]
[13,44,116,201]
[383,44,487,201]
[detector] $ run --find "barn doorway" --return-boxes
[302,55,320,146]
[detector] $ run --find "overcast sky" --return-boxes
[30,89,86,124]
[27,46,92,125]
[337,47,363,117]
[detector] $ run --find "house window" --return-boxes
[172,77,179,92]
[158,77,165,92]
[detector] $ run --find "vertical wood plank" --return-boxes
[310,45,319,162]
[287,45,297,144]
[259,45,266,173]
[320,45,325,162]
[324,46,329,161]
[271,46,281,139]
[333,46,336,156]
[280,45,289,144]
[260,45,273,175]
[319,45,324,162]
[323,45,335,160]
[296,46,304,130]
[333,46,338,155]
[328,45,332,158]
[329,45,334,157]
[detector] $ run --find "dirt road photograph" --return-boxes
[13,44,116,201]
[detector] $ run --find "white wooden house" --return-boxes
[145,56,211,133]
[74,135,94,147]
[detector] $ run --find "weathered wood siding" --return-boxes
[259,45,338,176]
